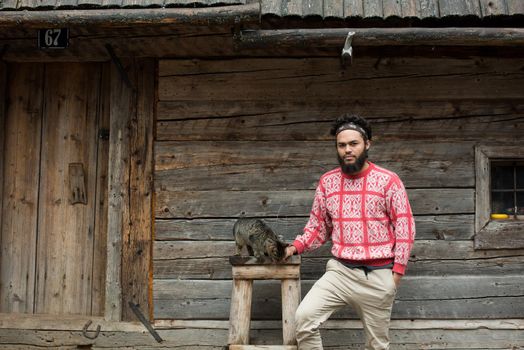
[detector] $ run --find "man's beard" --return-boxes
[338,149,368,175]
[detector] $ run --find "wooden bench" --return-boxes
[228,255,301,350]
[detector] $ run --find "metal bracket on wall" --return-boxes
[128,301,163,343]
[105,44,135,91]
[341,31,355,68]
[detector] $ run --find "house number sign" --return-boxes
[38,28,69,49]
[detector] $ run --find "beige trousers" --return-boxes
[295,259,397,350]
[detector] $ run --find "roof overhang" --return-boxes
[238,27,524,49]
[0,2,260,28]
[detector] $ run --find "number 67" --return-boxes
[44,29,61,46]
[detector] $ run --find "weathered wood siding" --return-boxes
[153,56,524,324]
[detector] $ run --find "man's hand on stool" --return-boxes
[284,245,297,260]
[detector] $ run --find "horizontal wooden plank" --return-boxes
[158,57,524,80]
[7,29,524,62]
[0,328,227,348]
[153,255,524,280]
[158,58,524,101]
[0,4,259,28]
[229,346,296,350]
[154,141,474,190]
[155,189,474,218]
[153,276,524,319]
[155,215,474,241]
[155,190,314,218]
[154,318,524,330]
[157,98,524,122]
[154,140,472,171]
[153,240,523,260]
[229,255,301,265]
[0,313,145,332]
[155,295,524,320]
[155,161,472,191]
[156,100,524,143]
[158,72,524,101]
[235,26,524,49]
[154,275,524,300]
[300,252,524,277]
[232,265,300,280]
[155,217,308,241]
[155,299,522,322]
[2,324,524,349]
[475,220,524,249]
[154,241,236,259]
[414,214,474,240]
[315,328,524,348]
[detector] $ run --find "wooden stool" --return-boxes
[228,255,301,350]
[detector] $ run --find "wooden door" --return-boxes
[0,63,109,316]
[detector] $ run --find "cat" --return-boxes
[233,218,287,262]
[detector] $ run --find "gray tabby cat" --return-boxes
[233,218,287,262]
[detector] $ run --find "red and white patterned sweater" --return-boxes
[293,162,415,275]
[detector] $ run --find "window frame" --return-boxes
[475,145,524,249]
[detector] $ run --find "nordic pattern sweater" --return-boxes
[293,162,416,275]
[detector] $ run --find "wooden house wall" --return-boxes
[153,56,524,323]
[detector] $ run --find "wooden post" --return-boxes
[105,57,132,321]
[0,60,5,260]
[0,61,5,298]
[229,279,253,345]
[106,58,155,321]
[121,58,155,321]
[281,279,300,346]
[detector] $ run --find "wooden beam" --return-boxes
[0,62,5,279]
[155,318,524,330]
[232,265,301,280]
[238,27,524,48]
[106,58,155,322]
[1,321,523,348]
[121,58,155,322]
[105,57,132,322]
[0,313,146,332]
[230,346,297,350]
[230,256,301,265]
[0,3,260,28]
[92,62,111,317]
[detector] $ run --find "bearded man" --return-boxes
[284,114,416,350]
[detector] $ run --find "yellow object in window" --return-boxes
[491,213,509,219]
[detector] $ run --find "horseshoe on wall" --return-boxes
[82,320,101,340]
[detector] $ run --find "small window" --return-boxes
[475,146,524,249]
[490,161,524,219]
